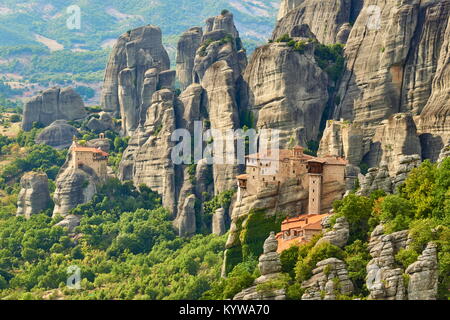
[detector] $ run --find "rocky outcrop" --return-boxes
[212,208,226,236]
[234,232,286,300]
[301,258,354,300]
[333,1,450,164]
[366,225,409,300]
[35,120,80,149]
[392,154,422,192]
[318,120,366,166]
[273,0,353,44]
[86,112,118,133]
[316,216,349,248]
[53,151,100,217]
[55,214,81,233]
[364,113,421,176]
[86,137,111,153]
[418,9,450,161]
[100,25,171,135]
[176,27,203,90]
[22,87,86,131]
[359,154,421,196]
[406,242,439,300]
[119,89,177,214]
[438,141,450,163]
[173,194,197,237]
[242,42,329,147]
[16,172,51,218]
[277,0,304,21]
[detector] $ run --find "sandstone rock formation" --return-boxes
[241,42,328,147]
[333,1,450,163]
[273,0,353,44]
[119,89,177,214]
[438,141,450,163]
[406,242,439,300]
[359,154,421,196]
[364,114,422,175]
[212,208,226,236]
[176,27,203,90]
[22,87,87,131]
[53,150,101,217]
[86,112,118,133]
[234,232,286,300]
[35,120,80,149]
[316,216,349,248]
[318,120,366,166]
[301,258,354,300]
[55,214,81,233]
[366,225,409,300]
[16,172,51,219]
[100,25,171,135]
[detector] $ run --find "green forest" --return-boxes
[0,120,448,299]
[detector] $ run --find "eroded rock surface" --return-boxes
[234,232,286,300]
[35,120,80,149]
[17,172,51,219]
[406,242,439,300]
[301,258,354,300]
[22,87,86,131]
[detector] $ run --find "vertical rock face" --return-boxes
[333,1,450,163]
[359,154,421,196]
[318,120,366,166]
[406,242,439,300]
[242,42,329,147]
[277,0,305,21]
[364,113,422,175]
[53,167,98,217]
[119,89,177,215]
[418,8,450,161]
[437,141,450,163]
[366,225,409,300]
[22,87,87,131]
[176,27,203,90]
[335,0,421,125]
[205,12,240,39]
[174,194,197,237]
[101,25,170,135]
[212,208,226,236]
[273,0,353,44]
[301,258,354,300]
[234,232,286,300]
[16,172,51,219]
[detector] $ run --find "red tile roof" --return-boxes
[72,147,109,157]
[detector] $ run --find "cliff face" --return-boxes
[22,87,86,131]
[100,25,171,135]
[241,42,329,147]
[273,0,353,44]
[16,172,51,219]
[332,0,450,161]
[176,27,203,90]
